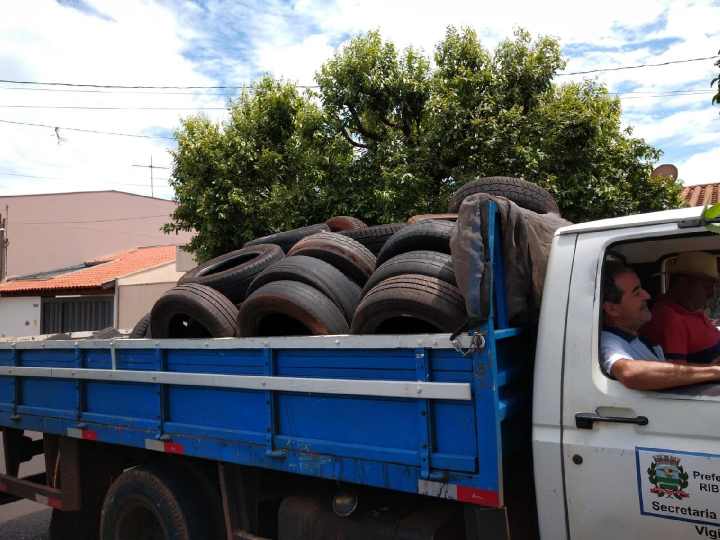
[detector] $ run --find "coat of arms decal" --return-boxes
[648,454,689,499]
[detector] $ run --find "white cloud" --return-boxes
[677,146,720,185]
[0,0,717,195]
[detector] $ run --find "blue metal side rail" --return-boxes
[0,203,527,508]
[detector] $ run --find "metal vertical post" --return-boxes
[416,348,432,479]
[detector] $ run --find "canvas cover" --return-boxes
[450,193,572,326]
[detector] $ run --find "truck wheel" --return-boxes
[447,176,560,214]
[375,220,455,266]
[246,255,361,323]
[99,464,211,540]
[351,275,466,334]
[238,280,349,337]
[151,283,239,338]
[288,232,376,286]
[243,223,330,253]
[325,215,367,232]
[339,223,406,255]
[179,244,284,303]
[129,313,151,338]
[362,251,456,295]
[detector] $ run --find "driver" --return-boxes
[600,259,720,390]
[641,252,720,364]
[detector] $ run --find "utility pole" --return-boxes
[132,156,169,198]
[0,207,7,282]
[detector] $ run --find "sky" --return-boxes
[0,0,718,200]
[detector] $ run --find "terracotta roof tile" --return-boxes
[682,183,720,207]
[0,245,176,294]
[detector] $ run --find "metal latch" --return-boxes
[451,332,485,356]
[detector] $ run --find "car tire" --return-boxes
[351,274,466,334]
[406,213,458,224]
[375,220,455,266]
[247,255,361,324]
[325,216,367,232]
[150,283,239,338]
[338,223,407,255]
[447,176,559,214]
[238,280,349,337]
[288,232,376,286]
[243,223,330,253]
[179,244,284,303]
[362,251,456,295]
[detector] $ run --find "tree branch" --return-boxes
[335,116,368,149]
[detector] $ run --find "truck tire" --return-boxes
[325,215,367,232]
[129,313,151,338]
[243,223,330,253]
[351,275,466,334]
[406,213,458,224]
[339,223,406,255]
[447,176,560,214]
[362,251,456,295]
[151,283,239,338]
[375,220,455,266]
[99,464,212,540]
[179,244,284,303]
[246,255,361,323]
[238,280,349,337]
[288,232,376,286]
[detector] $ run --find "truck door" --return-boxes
[561,224,720,539]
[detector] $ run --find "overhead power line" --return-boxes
[0,170,171,186]
[0,105,227,111]
[0,119,175,140]
[558,54,720,76]
[0,55,716,90]
[0,79,318,90]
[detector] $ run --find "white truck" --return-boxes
[1,203,718,540]
[535,205,720,539]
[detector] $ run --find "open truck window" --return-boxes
[599,232,720,396]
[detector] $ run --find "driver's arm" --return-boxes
[611,358,720,390]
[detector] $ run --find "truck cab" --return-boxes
[535,205,720,540]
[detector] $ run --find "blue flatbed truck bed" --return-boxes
[0,205,532,539]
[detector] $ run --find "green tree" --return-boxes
[168,28,682,259]
[165,78,352,261]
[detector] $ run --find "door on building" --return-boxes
[41,296,113,333]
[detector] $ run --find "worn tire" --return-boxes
[99,464,212,540]
[92,327,123,339]
[238,280,349,337]
[247,255,361,323]
[407,213,458,224]
[129,313,151,338]
[362,251,456,295]
[151,283,239,338]
[288,232,376,286]
[179,244,284,303]
[243,223,330,253]
[339,223,407,255]
[376,220,455,266]
[351,275,466,335]
[447,176,559,214]
[325,215,367,232]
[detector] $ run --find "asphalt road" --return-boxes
[0,433,51,540]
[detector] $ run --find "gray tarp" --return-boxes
[450,193,572,326]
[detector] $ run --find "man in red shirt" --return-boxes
[642,252,720,364]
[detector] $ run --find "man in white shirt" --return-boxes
[600,260,720,390]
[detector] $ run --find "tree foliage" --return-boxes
[167,27,682,260]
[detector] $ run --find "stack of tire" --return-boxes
[131,177,559,339]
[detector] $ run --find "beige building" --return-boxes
[0,190,193,280]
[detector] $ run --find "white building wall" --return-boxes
[0,296,41,337]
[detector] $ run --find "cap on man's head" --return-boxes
[667,252,720,281]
